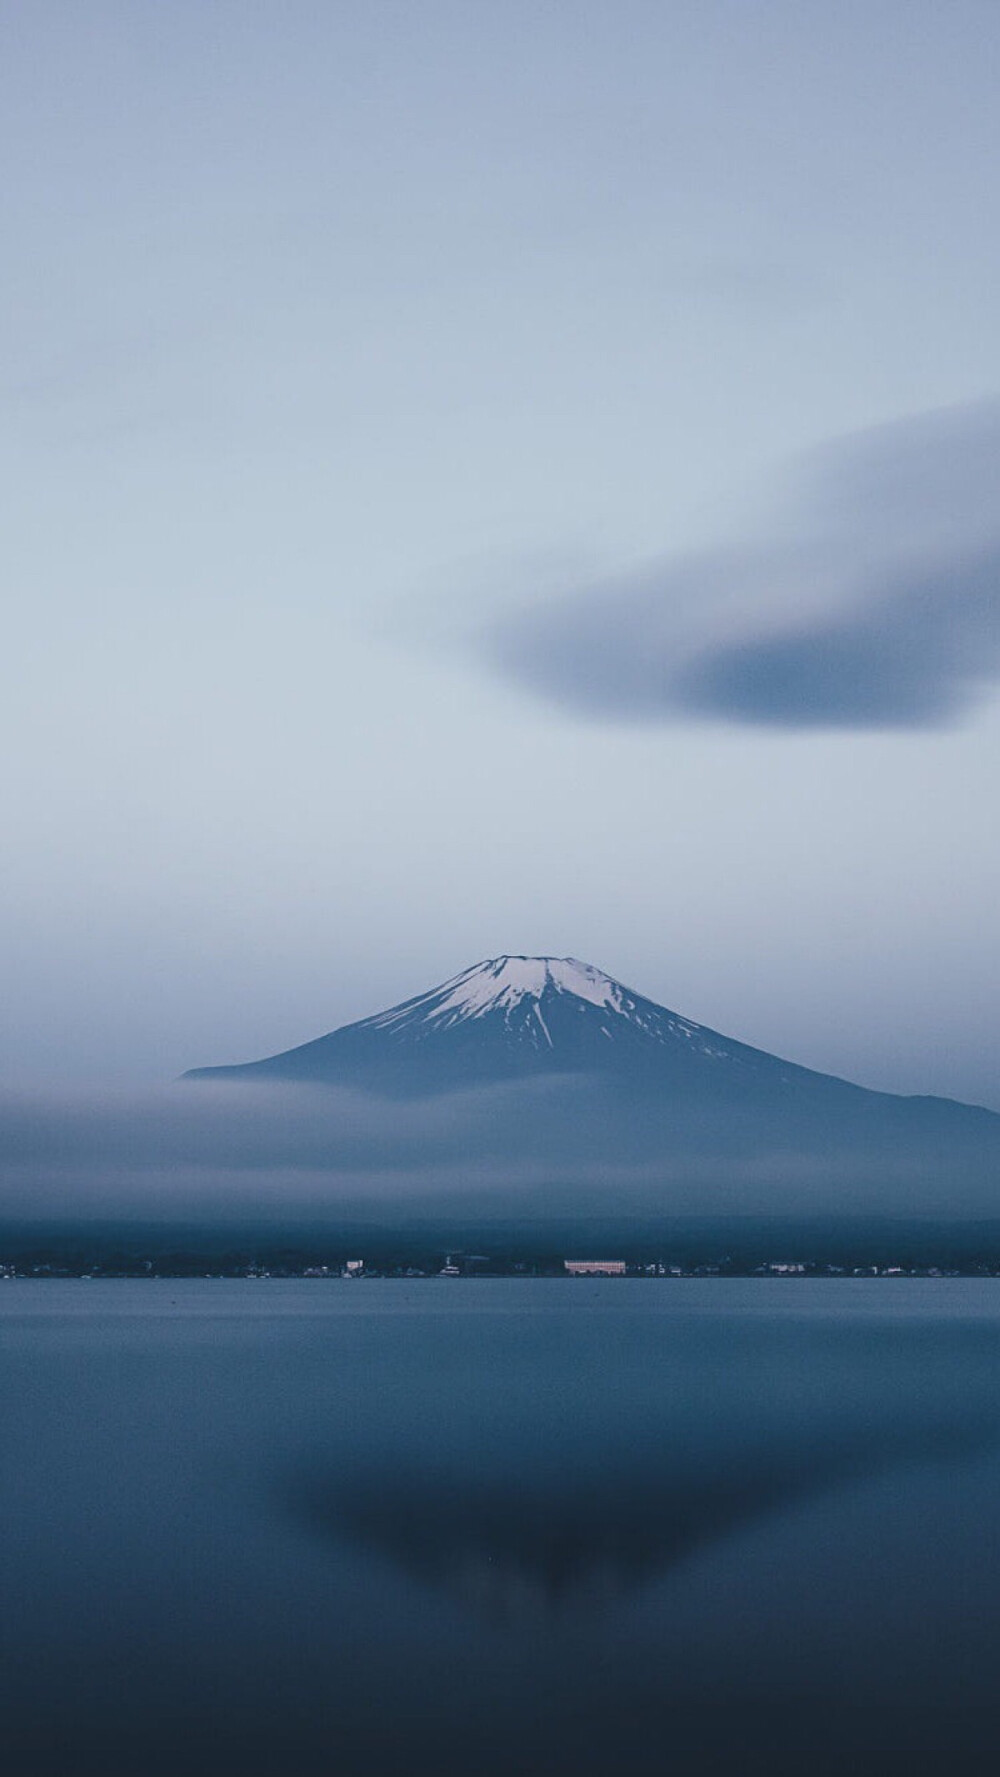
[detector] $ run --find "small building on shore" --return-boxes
[564,1259,626,1276]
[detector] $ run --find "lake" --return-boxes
[2,1279,1000,1775]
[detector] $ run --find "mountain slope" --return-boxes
[184,955,800,1093]
[181,955,1000,1215]
[182,954,988,1116]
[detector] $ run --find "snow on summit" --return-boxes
[366,956,631,1030]
[353,953,726,1060]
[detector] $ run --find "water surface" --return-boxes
[2,1279,999,1775]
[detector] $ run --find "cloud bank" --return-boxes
[2,1075,999,1227]
[488,401,1000,730]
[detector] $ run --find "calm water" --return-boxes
[3,1279,1000,1776]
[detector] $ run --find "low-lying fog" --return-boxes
[2,1073,999,1226]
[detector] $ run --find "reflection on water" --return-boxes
[293,1409,992,1625]
[3,1280,1000,1776]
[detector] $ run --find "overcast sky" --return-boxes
[3,1,999,1107]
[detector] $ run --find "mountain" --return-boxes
[183,953,989,1117]
[184,954,803,1092]
[180,954,1000,1224]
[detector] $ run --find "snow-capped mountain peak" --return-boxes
[364,956,629,1034]
[182,957,1000,1183]
[185,954,772,1087]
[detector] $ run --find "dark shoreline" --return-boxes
[7,1258,1000,1282]
[6,1212,1000,1281]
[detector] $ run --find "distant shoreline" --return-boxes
[6,1260,1000,1281]
[7,1213,1000,1282]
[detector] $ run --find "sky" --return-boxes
[3,0,999,1109]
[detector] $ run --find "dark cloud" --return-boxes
[676,546,1000,728]
[487,401,1000,730]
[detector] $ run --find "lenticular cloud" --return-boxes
[486,399,1000,731]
